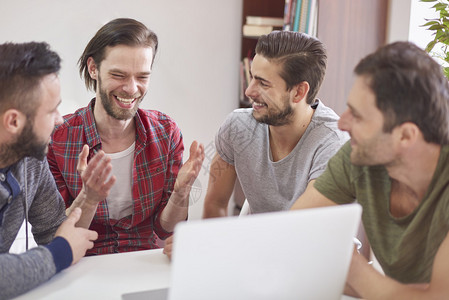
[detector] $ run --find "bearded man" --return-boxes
[0,41,116,298]
[47,18,204,255]
[202,31,348,218]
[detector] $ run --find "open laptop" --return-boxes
[122,203,361,300]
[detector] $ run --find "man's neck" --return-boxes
[93,100,136,153]
[0,160,15,170]
[268,103,314,162]
[387,142,441,217]
[0,143,21,169]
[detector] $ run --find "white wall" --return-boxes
[0,0,242,220]
[386,0,412,43]
[387,0,439,49]
[409,0,438,48]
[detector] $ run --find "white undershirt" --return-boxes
[105,142,135,220]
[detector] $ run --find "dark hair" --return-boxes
[355,41,449,145]
[0,42,61,117]
[79,18,159,91]
[255,31,327,104]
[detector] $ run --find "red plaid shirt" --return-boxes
[47,99,184,255]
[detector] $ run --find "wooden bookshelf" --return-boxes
[241,0,285,59]
[239,0,285,108]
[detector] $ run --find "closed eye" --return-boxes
[259,80,269,87]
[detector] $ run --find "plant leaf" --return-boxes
[421,0,449,80]
[443,67,449,79]
[429,24,445,30]
[422,20,440,27]
[433,3,447,9]
[426,40,437,52]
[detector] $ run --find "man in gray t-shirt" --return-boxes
[213,100,347,214]
[202,31,348,218]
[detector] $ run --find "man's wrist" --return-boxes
[45,236,73,272]
[169,191,190,207]
[74,190,100,209]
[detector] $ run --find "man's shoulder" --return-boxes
[138,108,176,123]
[54,105,90,133]
[221,108,260,130]
[308,101,348,141]
[228,108,254,120]
[137,109,181,135]
[312,100,341,123]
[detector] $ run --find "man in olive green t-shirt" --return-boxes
[291,41,449,299]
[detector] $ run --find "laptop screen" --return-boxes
[168,204,361,300]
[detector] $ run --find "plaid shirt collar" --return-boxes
[82,98,149,154]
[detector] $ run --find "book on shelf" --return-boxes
[239,57,252,107]
[283,0,293,31]
[285,0,318,36]
[299,0,309,33]
[307,0,318,37]
[239,61,245,103]
[292,0,302,32]
[242,57,252,89]
[243,24,275,37]
[246,16,284,27]
[286,0,297,31]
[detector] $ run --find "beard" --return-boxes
[252,94,294,126]
[0,119,48,163]
[349,146,372,166]
[349,134,394,167]
[98,76,143,121]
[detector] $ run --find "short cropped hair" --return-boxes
[255,31,327,105]
[0,42,61,117]
[78,18,159,92]
[355,41,449,145]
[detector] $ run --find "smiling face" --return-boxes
[245,54,295,126]
[338,75,397,166]
[89,45,153,120]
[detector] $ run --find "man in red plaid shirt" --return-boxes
[47,18,204,255]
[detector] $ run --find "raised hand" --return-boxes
[77,144,116,205]
[171,141,205,206]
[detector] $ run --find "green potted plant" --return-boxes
[421,0,449,78]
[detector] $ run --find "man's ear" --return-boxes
[292,81,310,103]
[396,122,420,147]
[2,109,26,135]
[87,57,98,80]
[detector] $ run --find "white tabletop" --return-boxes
[15,248,358,300]
[15,249,171,300]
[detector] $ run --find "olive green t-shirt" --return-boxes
[315,141,449,283]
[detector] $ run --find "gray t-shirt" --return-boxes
[215,100,349,213]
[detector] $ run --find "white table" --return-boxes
[15,249,357,299]
[15,249,171,300]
